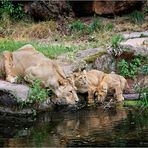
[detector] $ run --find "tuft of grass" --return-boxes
[130,10,145,24]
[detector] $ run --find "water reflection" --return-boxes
[0,107,148,147]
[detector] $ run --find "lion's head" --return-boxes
[55,82,79,106]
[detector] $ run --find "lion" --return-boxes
[95,73,129,103]
[71,70,105,104]
[0,44,79,105]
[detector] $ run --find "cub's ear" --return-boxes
[83,70,87,76]
[72,72,79,78]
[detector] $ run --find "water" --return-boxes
[0,106,148,147]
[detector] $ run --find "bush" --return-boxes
[118,57,141,78]
[0,0,25,20]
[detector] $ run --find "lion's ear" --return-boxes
[58,79,66,86]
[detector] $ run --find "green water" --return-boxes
[0,107,148,147]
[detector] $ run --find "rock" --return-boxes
[93,1,144,15]
[71,1,144,16]
[23,0,72,21]
[93,54,116,73]
[123,93,140,100]
[0,80,30,102]
[0,106,33,116]
[123,31,148,39]
[57,48,106,76]
[0,80,53,115]
[120,37,148,56]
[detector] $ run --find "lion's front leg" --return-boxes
[88,89,94,104]
[3,51,17,83]
[115,85,124,102]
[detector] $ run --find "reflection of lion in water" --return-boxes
[95,73,129,103]
[0,44,79,105]
[71,70,105,104]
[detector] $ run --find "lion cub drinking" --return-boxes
[72,70,105,104]
[95,73,129,103]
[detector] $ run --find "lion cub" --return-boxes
[95,73,129,103]
[71,70,105,104]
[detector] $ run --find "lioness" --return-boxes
[0,44,79,105]
[71,70,105,104]
[95,73,129,103]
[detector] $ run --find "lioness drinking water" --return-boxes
[0,44,79,105]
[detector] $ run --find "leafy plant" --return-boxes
[130,10,145,24]
[140,64,148,75]
[118,57,142,78]
[0,0,25,20]
[28,79,48,104]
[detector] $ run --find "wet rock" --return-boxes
[0,106,33,116]
[93,54,116,73]
[120,38,148,56]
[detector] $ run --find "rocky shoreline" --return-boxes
[0,31,147,116]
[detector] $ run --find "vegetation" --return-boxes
[118,57,142,78]
[28,80,49,104]
[107,34,124,56]
[130,10,145,24]
[70,17,113,35]
[0,39,76,58]
[0,0,25,20]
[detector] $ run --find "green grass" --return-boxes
[0,39,76,58]
[123,100,142,107]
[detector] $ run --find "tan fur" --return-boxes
[95,73,129,103]
[0,44,79,105]
[71,70,105,104]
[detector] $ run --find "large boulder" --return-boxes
[23,0,72,21]
[93,1,144,15]
[0,80,52,115]
[71,0,144,16]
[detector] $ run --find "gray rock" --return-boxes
[0,80,30,102]
[93,54,116,73]
[120,38,148,56]
[123,31,148,39]
[75,48,105,59]
[57,48,106,76]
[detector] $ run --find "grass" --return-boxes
[0,39,76,58]
[124,100,142,107]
